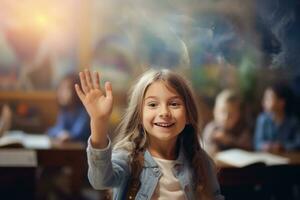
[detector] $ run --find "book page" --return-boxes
[215,149,263,167]
[215,149,289,167]
[0,130,24,147]
[22,134,51,149]
[0,130,51,149]
[256,152,289,165]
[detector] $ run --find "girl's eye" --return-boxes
[170,102,181,107]
[147,102,157,108]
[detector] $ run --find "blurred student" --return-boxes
[38,74,91,200]
[47,74,90,143]
[254,82,300,152]
[0,104,12,137]
[203,89,252,156]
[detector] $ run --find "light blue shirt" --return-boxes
[254,112,300,151]
[87,138,224,200]
[47,106,90,142]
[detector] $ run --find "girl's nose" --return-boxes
[159,106,171,118]
[224,113,230,120]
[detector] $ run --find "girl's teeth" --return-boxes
[156,123,173,127]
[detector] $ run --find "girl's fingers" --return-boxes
[74,84,85,102]
[105,82,113,100]
[93,71,101,89]
[79,71,90,94]
[84,69,94,90]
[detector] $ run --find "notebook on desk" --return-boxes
[0,130,51,149]
[215,149,290,168]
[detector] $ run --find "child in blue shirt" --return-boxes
[254,82,300,152]
[47,73,90,143]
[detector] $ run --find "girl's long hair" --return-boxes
[113,68,215,199]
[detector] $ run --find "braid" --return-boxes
[181,125,214,200]
[125,131,145,199]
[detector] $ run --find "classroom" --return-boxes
[0,1,299,200]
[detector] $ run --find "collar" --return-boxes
[143,146,185,168]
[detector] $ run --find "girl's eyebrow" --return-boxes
[144,96,159,101]
[144,96,157,100]
[169,96,183,101]
[144,96,182,100]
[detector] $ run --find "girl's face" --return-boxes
[263,88,284,113]
[142,81,187,144]
[57,79,73,107]
[214,101,240,130]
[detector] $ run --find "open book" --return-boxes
[0,130,51,149]
[215,149,290,168]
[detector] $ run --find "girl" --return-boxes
[75,68,224,200]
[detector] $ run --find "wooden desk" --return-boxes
[37,141,87,194]
[0,140,87,198]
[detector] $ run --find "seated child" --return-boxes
[203,89,252,156]
[254,82,300,152]
[38,74,91,199]
[47,73,90,143]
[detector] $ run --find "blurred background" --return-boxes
[0,0,299,199]
[0,0,299,131]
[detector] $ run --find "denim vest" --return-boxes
[87,139,224,200]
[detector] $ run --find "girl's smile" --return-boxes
[154,122,175,128]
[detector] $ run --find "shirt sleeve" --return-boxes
[202,122,219,155]
[69,109,90,141]
[284,119,300,151]
[47,112,65,138]
[86,137,130,190]
[254,114,267,150]
[235,128,253,151]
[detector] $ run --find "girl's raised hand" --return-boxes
[75,69,113,122]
